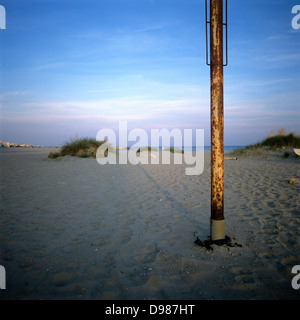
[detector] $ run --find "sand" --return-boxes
[0,147,299,300]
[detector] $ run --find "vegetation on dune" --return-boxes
[136,146,158,153]
[48,140,186,159]
[165,147,184,154]
[136,146,184,153]
[231,129,300,158]
[48,137,110,159]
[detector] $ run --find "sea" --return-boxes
[184,146,244,152]
[127,146,244,151]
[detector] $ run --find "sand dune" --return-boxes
[0,148,299,299]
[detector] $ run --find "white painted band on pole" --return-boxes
[210,219,225,241]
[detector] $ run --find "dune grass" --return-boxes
[48,137,108,159]
[136,146,184,154]
[165,147,184,154]
[136,146,158,153]
[254,133,300,148]
[231,129,300,158]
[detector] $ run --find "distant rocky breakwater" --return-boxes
[0,140,43,148]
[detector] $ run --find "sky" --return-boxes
[0,0,299,147]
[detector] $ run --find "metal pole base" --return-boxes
[210,218,225,241]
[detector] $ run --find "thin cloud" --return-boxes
[0,91,29,100]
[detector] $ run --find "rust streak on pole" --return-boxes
[210,0,225,241]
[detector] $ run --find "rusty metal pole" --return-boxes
[210,0,225,241]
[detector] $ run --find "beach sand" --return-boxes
[0,147,299,300]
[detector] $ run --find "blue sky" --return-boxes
[0,0,299,146]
